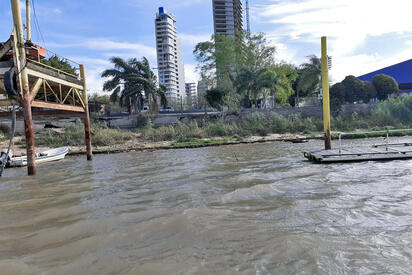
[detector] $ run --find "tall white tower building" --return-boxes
[155,7,186,108]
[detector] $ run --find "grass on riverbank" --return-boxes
[17,125,132,148]
[140,113,324,142]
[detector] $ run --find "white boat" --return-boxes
[6,147,69,168]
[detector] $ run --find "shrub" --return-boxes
[268,113,287,133]
[372,74,399,100]
[29,125,132,147]
[205,120,238,137]
[241,112,269,136]
[372,95,412,126]
[142,122,205,141]
[0,123,10,137]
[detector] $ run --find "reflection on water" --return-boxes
[0,138,411,274]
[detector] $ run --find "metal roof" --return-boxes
[358,59,412,84]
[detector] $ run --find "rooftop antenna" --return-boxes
[246,0,250,33]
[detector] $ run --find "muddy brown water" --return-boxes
[0,138,411,274]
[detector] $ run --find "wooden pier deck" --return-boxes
[304,146,412,163]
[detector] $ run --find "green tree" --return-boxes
[101,57,167,113]
[194,32,277,109]
[330,82,346,109]
[205,88,228,111]
[360,81,377,103]
[341,75,363,103]
[41,55,78,76]
[372,74,399,100]
[270,63,298,105]
[297,55,321,97]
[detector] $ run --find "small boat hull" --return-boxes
[7,147,69,167]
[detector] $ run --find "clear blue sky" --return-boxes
[1,0,412,94]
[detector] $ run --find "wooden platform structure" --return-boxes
[305,129,412,163]
[304,146,412,163]
[0,0,92,175]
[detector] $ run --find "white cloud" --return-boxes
[86,66,106,95]
[256,0,412,82]
[127,0,207,8]
[48,38,156,59]
[179,33,210,46]
[184,64,200,83]
[67,56,111,67]
[84,39,156,58]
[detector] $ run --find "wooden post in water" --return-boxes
[11,0,36,175]
[321,36,331,150]
[80,64,93,161]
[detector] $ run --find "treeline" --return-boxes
[330,74,399,108]
[194,33,323,110]
[195,32,403,112]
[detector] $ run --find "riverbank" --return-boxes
[5,129,412,157]
[2,95,412,156]
[0,132,320,157]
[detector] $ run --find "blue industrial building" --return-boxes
[358,59,412,92]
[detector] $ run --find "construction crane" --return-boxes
[245,0,250,33]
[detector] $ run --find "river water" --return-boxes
[0,138,411,274]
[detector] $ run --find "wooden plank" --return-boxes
[31,100,84,112]
[320,153,412,163]
[305,148,412,163]
[373,143,412,147]
[0,38,13,59]
[0,109,83,118]
[0,99,18,106]
[30,78,43,100]
[73,88,85,108]
[26,61,82,84]
[26,67,84,90]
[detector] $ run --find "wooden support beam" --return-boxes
[11,0,36,175]
[0,109,84,118]
[26,68,83,90]
[30,78,43,101]
[31,100,85,112]
[62,87,73,104]
[0,99,18,106]
[44,80,60,103]
[0,38,13,59]
[80,64,92,161]
[73,88,86,108]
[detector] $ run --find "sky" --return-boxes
[1,0,412,95]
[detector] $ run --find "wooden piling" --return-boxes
[80,64,92,161]
[22,96,36,175]
[11,0,36,175]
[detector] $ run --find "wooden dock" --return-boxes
[304,146,412,163]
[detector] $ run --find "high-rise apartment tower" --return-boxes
[185,82,198,109]
[212,0,243,37]
[155,7,186,107]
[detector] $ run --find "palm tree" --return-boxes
[131,57,167,113]
[297,55,322,104]
[260,70,289,107]
[235,67,269,108]
[235,67,289,108]
[101,57,167,113]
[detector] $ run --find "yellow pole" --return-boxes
[321,36,331,150]
[26,0,31,42]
